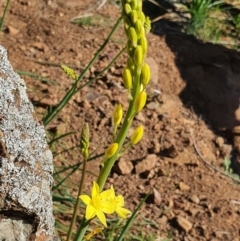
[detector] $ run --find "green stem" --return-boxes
[66,156,87,241]
[0,0,10,32]
[42,16,122,126]
[97,73,141,190]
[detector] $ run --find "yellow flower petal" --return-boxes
[96,210,107,227]
[79,195,91,205]
[86,205,96,220]
[100,188,114,200]
[100,200,115,214]
[116,195,124,207]
[92,181,100,198]
[116,207,132,219]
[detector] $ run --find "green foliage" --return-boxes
[223,157,240,180]
[186,0,225,42]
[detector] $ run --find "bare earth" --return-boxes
[2,0,240,240]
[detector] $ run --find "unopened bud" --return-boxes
[129,10,138,24]
[105,143,118,158]
[124,3,132,15]
[144,16,151,34]
[122,67,133,90]
[127,57,135,75]
[140,63,151,86]
[138,36,148,56]
[61,65,78,80]
[130,0,139,9]
[135,91,147,113]
[138,11,145,23]
[113,104,123,126]
[124,16,131,32]
[131,125,144,145]
[80,123,90,159]
[134,45,144,70]
[128,27,138,47]
[127,40,134,56]
[134,19,144,38]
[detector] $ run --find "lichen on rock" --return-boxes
[0,45,58,240]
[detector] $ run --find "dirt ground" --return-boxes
[2,0,240,240]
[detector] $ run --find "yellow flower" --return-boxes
[108,185,132,218]
[79,182,115,227]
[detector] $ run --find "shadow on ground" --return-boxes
[143,1,240,174]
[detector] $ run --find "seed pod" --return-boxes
[105,143,119,158]
[131,126,144,145]
[140,63,151,86]
[128,27,138,47]
[135,91,147,113]
[122,67,133,90]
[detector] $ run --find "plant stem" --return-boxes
[97,73,141,190]
[0,0,10,32]
[66,156,88,241]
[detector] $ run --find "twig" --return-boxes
[189,129,240,184]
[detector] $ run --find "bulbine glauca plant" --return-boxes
[65,0,151,240]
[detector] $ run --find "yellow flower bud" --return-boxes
[61,65,78,80]
[135,91,147,113]
[144,16,151,34]
[136,0,142,11]
[124,3,132,15]
[124,16,131,32]
[128,27,138,47]
[113,104,123,126]
[134,45,144,69]
[130,0,139,10]
[138,11,145,23]
[129,10,138,24]
[122,67,133,90]
[138,36,148,56]
[134,19,144,38]
[131,125,144,145]
[127,57,135,75]
[105,143,118,158]
[127,40,134,56]
[140,63,151,86]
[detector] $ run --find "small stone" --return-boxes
[146,101,159,110]
[179,182,190,191]
[176,216,193,232]
[138,185,145,190]
[215,137,224,147]
[6,25,19,35]
[135,154,158,175]
[115,158,134,175]
[190,194,200,204]
[153,188,162,205]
